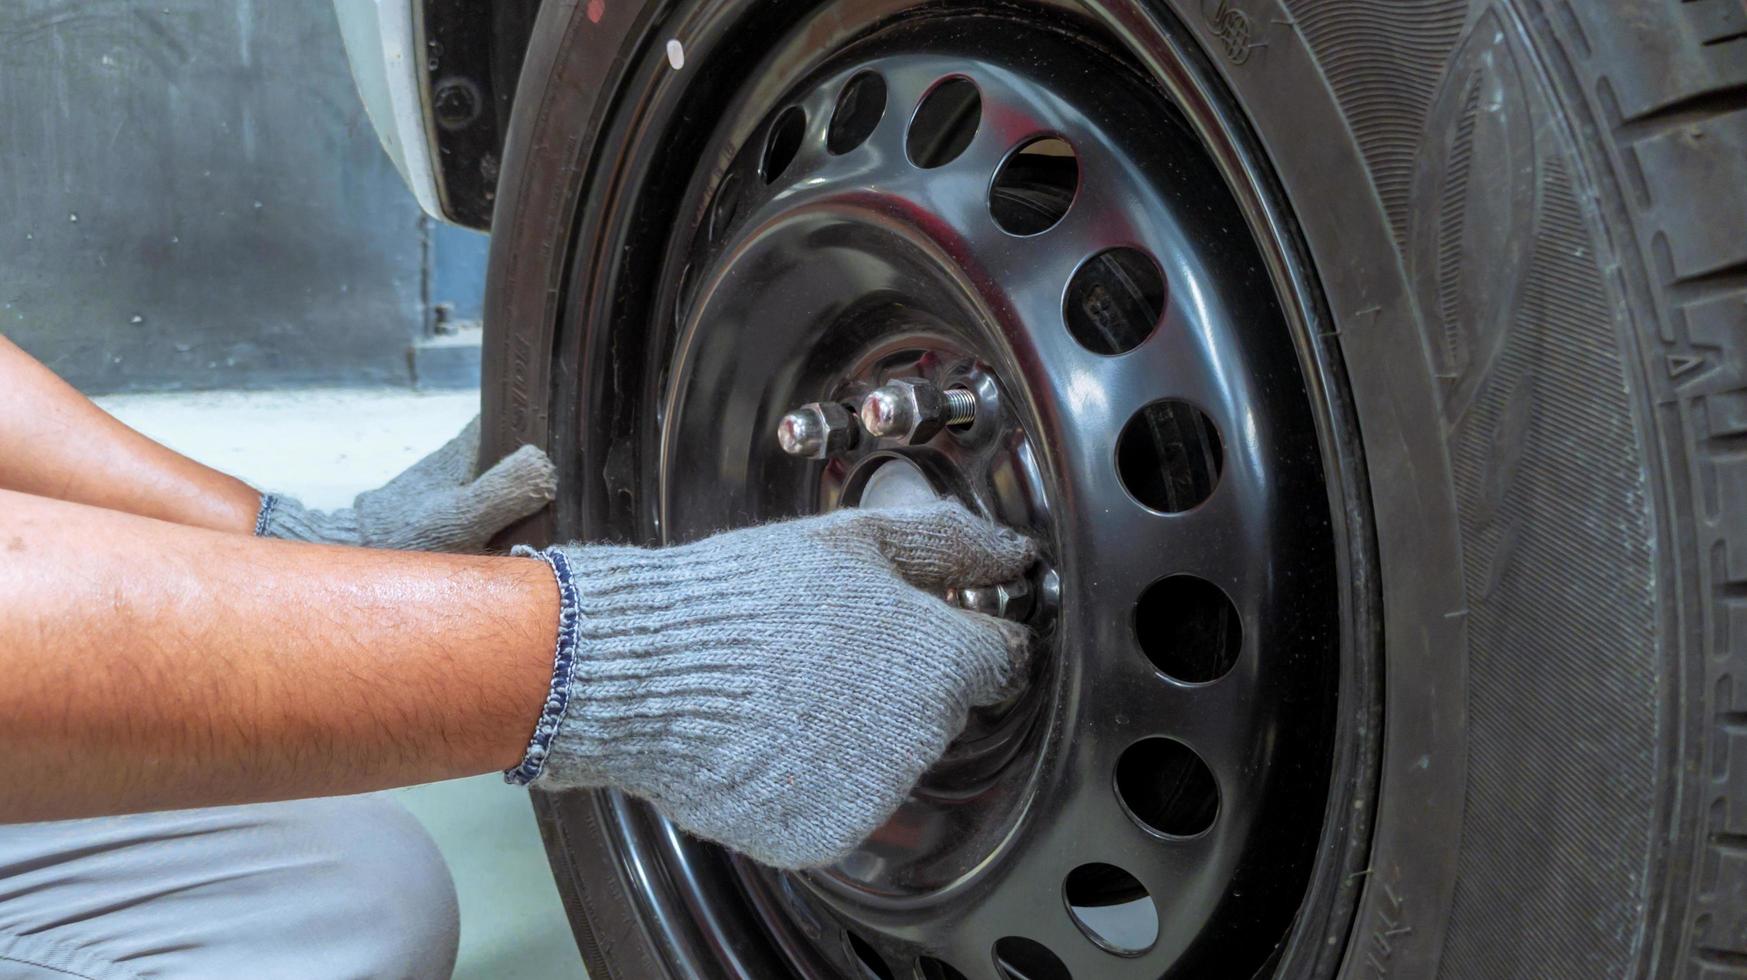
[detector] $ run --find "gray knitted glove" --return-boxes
[509,501,1035,869]
[256,416,556,553]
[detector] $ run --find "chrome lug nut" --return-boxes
[776,401,861,459]
[950,576,1034,622]
[859,378,977,444]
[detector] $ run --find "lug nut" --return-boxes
[859,379,977,444]
[776,401,861,459]
[950,576,1034,622]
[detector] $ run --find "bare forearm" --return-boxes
[0,334,260,532]
[0,488,556,822]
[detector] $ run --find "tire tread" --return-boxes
[1545,0,1747,970]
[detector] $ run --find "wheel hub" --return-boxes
[849,455,938,510]
[645,11,1348,979]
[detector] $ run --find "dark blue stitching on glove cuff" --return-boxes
[253,493,277,537]
[504,546,581,786]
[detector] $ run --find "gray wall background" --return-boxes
[1,0,486,394]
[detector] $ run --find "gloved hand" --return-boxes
[256,416,556,553]
[509,501,1036,869]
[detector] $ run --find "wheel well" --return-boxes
[417,0,544,229]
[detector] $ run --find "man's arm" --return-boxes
[0,484,1030,867]
[0,487,555,822]
[0,335,260,532]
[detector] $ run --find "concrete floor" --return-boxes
[94,387,582,980]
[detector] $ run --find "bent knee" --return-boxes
[254,795,459,978]
[0,795,457,980]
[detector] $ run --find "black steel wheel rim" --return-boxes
[546,3,1382,978]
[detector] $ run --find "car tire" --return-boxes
[480,0,1747,975]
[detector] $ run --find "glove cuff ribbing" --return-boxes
[504,546,583,786]
[254,492,363,545]
[253,493,277,537]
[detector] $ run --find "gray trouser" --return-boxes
[0,796,459,979]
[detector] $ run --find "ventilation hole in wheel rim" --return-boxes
[1064,247,1167,355]
[1135,576,1241,683]
[990,137,1078,235]
[1116,400,1223,513]
[1115,737,1219,837]
[709,171,743,242]
[828,71,887,155]
[908,77,981,168]
[762,106,807,183]
[1064,863,1160,954]
[916,956,969,980]
[846,932,895,980]
[992,937,1071,980]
